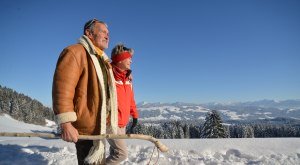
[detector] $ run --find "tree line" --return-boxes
[0,85,55,125]
[128,110,300,138]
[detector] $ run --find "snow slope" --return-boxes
[0,114,299,165]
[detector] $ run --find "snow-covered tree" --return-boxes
[200,110,227,138]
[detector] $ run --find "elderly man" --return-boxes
[52,19,118,165]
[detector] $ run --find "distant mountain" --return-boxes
[0,85,55,125]
[137,99,300,122]
[208,99,300,109]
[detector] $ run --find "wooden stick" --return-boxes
[0,132,169,152]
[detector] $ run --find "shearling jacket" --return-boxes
[52,36,118,135]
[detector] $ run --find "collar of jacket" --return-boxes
[78,35,110,61]
[112,64,132,81]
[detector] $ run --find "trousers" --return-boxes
[75,127,128,165]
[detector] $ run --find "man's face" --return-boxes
[117,57,132,71]
[87,22,109,50]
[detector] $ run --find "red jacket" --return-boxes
[112,65,138,127]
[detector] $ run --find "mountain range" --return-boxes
[1,84,300,124]
[137,99,300,122]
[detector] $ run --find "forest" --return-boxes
[128,110,300,138]
[0,85,55,125]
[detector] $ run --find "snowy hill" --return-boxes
[0,114,300,165]
[137,100,300,121]
[0,85,55,125]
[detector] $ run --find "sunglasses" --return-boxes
[123,46,130,51]
[84,18,99,30]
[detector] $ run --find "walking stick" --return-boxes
[0,132,169,152]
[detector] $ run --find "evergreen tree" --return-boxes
[200,110,227,138]
[189,125,201,138]
[174,120,184,138]
[183,123,190,138]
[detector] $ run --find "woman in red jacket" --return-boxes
[106,44,139,164]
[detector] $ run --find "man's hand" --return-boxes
[60,122,79,142]
[130,118,138,133]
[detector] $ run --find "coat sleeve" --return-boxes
[52,47,82,124]
[130,85,139,119]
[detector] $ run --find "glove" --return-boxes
[130,118,138,133]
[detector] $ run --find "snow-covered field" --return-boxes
[0,114,299,165]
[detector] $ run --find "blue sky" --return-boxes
[0,0,299,107]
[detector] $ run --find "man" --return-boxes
[106,44,139,164]
[52,19,118,165]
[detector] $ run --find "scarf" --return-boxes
[112,64,130,81]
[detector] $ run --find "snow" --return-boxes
[219,110,242,120]
[185,106,209,113]
[287,108,298,113]
[141,114,167,121]
[1,114,300,165]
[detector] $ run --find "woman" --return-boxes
[106,44,139,164]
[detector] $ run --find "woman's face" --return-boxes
[117,57,132,71]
